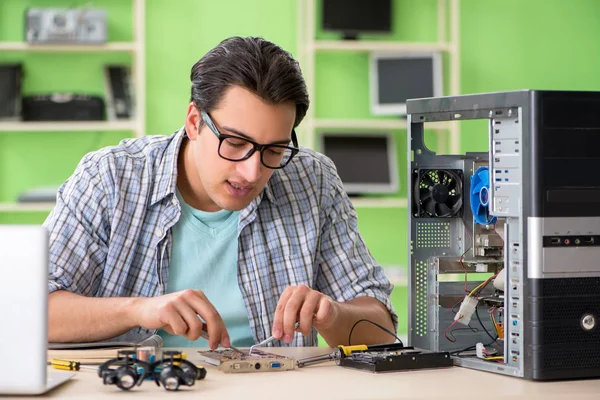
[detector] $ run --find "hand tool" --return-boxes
[50,359,99,372]
[249,322,300,355]
[200,328,243,354]
[296,342,406,368]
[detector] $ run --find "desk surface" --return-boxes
[37,347,600,399]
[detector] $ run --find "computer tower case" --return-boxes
[407,90,600,380]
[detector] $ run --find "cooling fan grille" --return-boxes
[414,169,463,218]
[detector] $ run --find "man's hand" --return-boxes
[272,285,339,343]
[132,289,230,349]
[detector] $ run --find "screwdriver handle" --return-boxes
[51,359,81,371]
[51,359,99,372]
[338,344,368,356]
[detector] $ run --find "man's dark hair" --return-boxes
[190,36,309,128]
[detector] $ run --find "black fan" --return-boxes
[414,169,463,217]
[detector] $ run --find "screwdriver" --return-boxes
[50,359,99,372]
[296,342,406,368]
[249,322,301,355]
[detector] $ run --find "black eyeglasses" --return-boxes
[200,111,299,169]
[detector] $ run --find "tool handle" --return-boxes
[51,359,80,371]
[338,344,368,356]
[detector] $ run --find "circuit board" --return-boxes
[198,349,295,373]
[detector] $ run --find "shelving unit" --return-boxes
[313,40,450,52]
[296,0,461,208]
[0,202,55,213]
[0,120,138,132]
[350,197,408,209]
[314,118,453,131]
[0,0,145,213]
[0,42,137,52]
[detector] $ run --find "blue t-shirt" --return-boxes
[159,191,254,347]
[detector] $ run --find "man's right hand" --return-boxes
[132,289,230,349]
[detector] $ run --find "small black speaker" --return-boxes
[0,64,23,119]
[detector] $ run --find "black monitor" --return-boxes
[319,132,399,195]
[322,0,392,40]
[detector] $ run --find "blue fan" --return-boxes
[470,166,497,225]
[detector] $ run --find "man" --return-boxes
[46,36,397,349]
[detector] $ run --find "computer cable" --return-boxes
[347,318,403,346]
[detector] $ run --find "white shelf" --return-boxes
[313,40,451,53]
[0,120,138,132]
[0,202,55,212]
[315,119,407,130]
[0,42,137,52]
[314,119,453,131]
[350,197,408,208]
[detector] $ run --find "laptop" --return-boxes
[0,225,74,395]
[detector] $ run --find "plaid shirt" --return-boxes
[45,127,397,346]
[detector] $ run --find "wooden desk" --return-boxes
[40,347,600,399]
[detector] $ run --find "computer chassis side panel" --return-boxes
[408,118,465,351]
[408,91,531,379]
[408,121,492,353]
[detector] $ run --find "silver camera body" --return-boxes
[25,8,107,44]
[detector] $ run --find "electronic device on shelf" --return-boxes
[322,0,392,40]
[0,64,23,120]
[370,52,442,116]
[319,131,399,196]
[25,8,107,44]
[17,186,59,203]
[408,90,600,380]
[22,94,105,121]
[103,65,134,120]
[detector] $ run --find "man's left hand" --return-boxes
[271,284,339,343]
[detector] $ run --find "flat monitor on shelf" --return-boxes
[322,0,392,40]
[370,52,442,116]
[319,132,399,196]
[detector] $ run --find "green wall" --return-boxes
[3,0,600,336]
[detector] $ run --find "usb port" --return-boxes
[270,362,281,369]
[551,238,561,245]
[584,237,595,244]
[511,350,520,356]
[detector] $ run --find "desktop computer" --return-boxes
[407,90,600,380]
